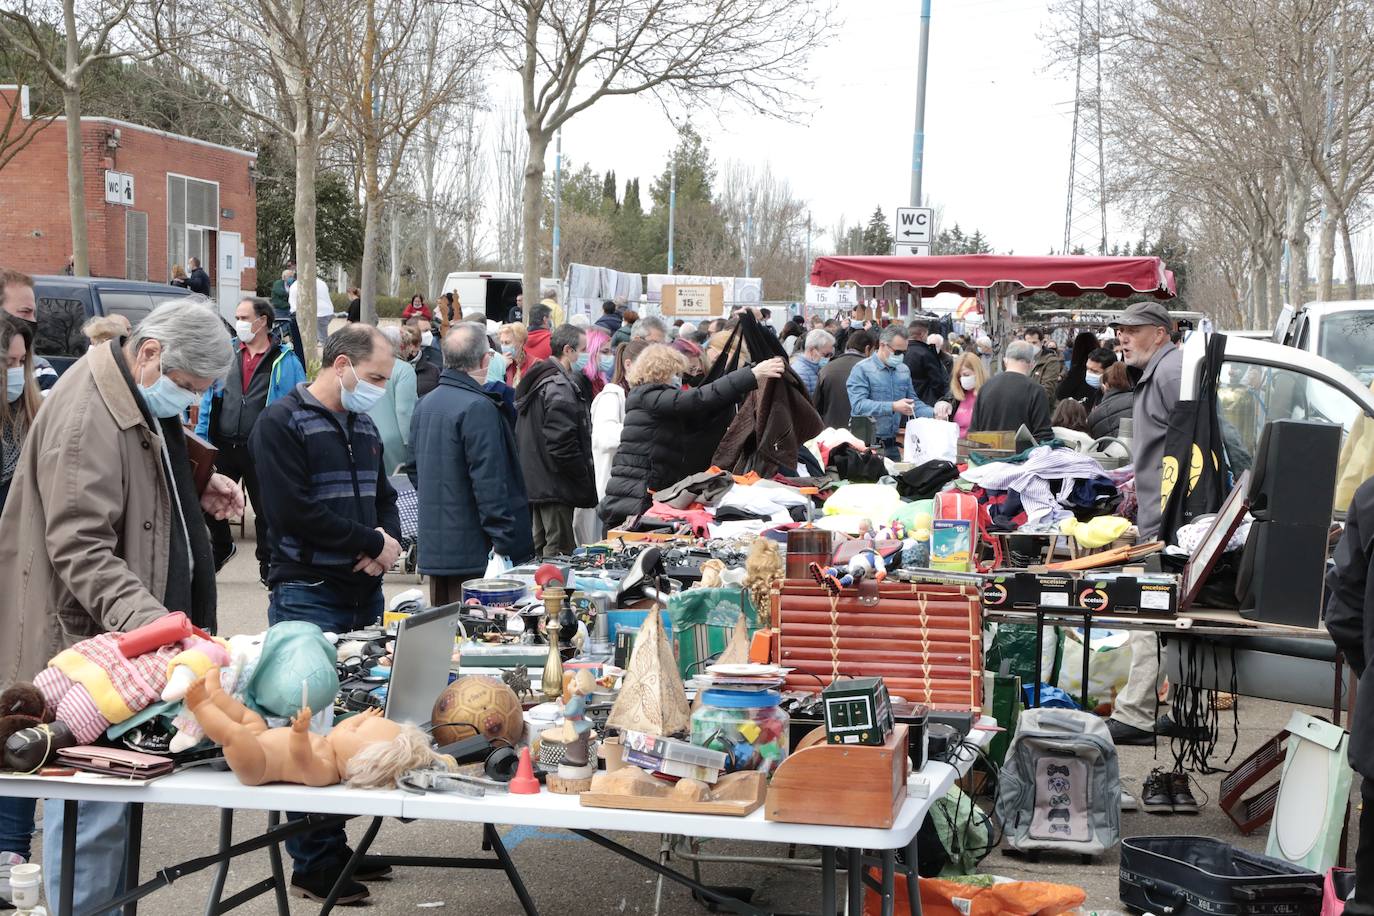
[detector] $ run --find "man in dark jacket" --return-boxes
[249,323,402,905]
[813,329,872,428]
[969,340,1053,441]
[904,320,949,407]
[186,256,212,296]
[412,323,533,605]
[515,324,595,556]
[1327,476,1374,914]
[595,300,623,336]
[1024,326,1063,406]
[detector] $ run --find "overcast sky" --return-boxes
[499,0,1098,260]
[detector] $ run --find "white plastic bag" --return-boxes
[903,417,959,466]
[485,551,511,578]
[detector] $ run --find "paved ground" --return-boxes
[25,521,1361,914]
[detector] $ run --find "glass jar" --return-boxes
[691,689,790,776]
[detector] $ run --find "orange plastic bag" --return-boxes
[864,873,1086,916]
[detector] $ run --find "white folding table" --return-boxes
[0,754,962,916]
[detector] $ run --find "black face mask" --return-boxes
[20,317,37,337]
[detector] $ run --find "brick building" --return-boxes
[0,85,257,310]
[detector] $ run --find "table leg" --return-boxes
[266,812,290,916]
[204,809,234,916]
[846,848,863,916]
[125,803,143,916]
[1081,613,1092,712]
[821,847,837,916]
[879,850,895,916]
[1033,610,1045,707]
[60,799,77,916]
[318,816,382,916]
[484,823,540,916]
[903,834,922,916]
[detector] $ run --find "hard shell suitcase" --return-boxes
[1119,835,1322,916]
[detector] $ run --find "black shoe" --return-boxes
[353,855,394,881]
[290,867,370,905]
[1107,717,1155,746]
[1169,771,1201,814]
[1141,768,1174,814]
[1156,713,1208,742]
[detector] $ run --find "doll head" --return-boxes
[340,717,456,789]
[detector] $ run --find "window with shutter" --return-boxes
[125,211,148,281]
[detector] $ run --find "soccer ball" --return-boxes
[431,676,524,745]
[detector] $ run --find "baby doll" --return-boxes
[184,669,451,788]
[744,538,784,611]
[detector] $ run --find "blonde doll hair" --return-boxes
[344,723,456,789]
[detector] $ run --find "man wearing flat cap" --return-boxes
[1105,300,1182,748]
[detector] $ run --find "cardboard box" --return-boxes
[1075,573,1178,616]
[661,284,724,317]
[981,572,1077,611]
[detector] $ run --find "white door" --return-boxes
[217,232,242,321]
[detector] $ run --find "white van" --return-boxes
[439,271,561,324]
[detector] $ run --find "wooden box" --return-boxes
[765,725,910,828]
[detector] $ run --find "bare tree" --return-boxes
[493,106,526,271]
[322,0,481,324]
[468,0,833,303]
[1,0,142,275]
[717,161,810,297]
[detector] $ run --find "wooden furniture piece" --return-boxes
[579,769,767,817]
[766,724,910,829]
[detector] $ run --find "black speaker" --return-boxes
[1237,419,1340,627]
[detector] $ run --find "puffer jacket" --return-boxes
[1087,388,1133,439]
[599,367,757,527]
[515,360,596,507]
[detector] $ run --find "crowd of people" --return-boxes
[0,262,1187,908]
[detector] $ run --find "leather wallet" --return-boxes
[56,746,174,780]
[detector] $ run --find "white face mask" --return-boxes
[235,319,258,344]
[959,374,976,391]
[421,331,434,348]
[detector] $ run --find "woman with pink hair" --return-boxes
[580,327,614,398]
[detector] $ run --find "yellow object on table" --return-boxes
[1059,516,1130,549]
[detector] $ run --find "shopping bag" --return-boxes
[904,417,959,467]
[863,873,1085,916]
[1055,629,1131,715]
[1159,333,1232,544]
[485,551,511,578]
[1322,867,1354,915]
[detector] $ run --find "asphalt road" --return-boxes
[23,522,1362,914]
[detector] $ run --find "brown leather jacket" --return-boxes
[0,341,175,683]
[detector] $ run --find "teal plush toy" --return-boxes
[242,621,340,720]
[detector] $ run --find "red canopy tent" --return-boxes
[808,254,1176,335]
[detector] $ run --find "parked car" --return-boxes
[1274,299,1374,386]
[31,276,197,375]
[438,271,561,324]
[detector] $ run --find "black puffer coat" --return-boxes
[598,367,757,527]
[1087,388,1133,439]
[515,360,597,508]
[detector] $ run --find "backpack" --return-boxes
[994,708,1121,859]
[933,490,1002,572]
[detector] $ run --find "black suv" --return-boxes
[31,276,195,374]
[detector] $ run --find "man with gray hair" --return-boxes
[791,328,835,397]
[631,314,668,343]
[969,339,1053,441]
[412,323,533,605]
[846,325,951,459]
[0,296,242,912]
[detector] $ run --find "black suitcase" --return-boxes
[1119,835,1322,915]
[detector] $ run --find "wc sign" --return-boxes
[893,207,932,256]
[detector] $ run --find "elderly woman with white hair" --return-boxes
[367,325,419,473]
[0,296,243,913]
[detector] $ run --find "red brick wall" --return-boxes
[0,87,256,292]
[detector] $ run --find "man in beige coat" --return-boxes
[0,297,241,914]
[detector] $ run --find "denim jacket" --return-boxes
[845,354,934,439]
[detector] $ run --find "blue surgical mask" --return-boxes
[573,353,590,372]
[1085,371,1103,389]
[886,353,905,369]
[6,367,25,401]
[486,351,507,384]
[139,359,202,419]
[598,354,615,374]
[340,361,386,412]
[501,344,515,357]
[818,356,830,368]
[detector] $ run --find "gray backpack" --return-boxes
[994,708,1121,859]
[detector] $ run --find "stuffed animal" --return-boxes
[0,684,77,773]
[168,632,266,754]
[184,669,452,788]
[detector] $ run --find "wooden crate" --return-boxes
[772,579,982,711]
[766,725,909,828]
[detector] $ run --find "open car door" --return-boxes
[1181,333,1374,513]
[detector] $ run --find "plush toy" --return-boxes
[167,632,267,754]
[0,685,76,772]
[184,668,453,788]
[32,620,216,744]
[162,637,233,702]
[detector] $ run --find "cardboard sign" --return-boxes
[661,284,724,317]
